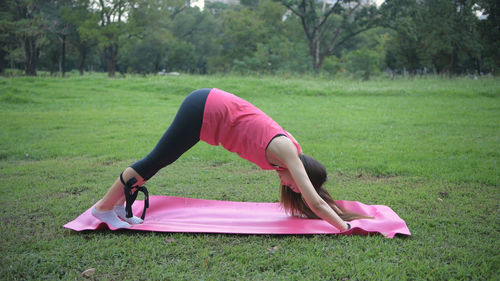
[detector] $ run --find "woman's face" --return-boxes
[277,169,300,193]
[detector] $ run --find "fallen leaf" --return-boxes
[437,198,443,202]
[165,237,176,243]
[438,191,449,198]
[267,246,279,254]
[81,268,96,277]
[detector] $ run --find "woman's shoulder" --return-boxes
[267,136,301,166]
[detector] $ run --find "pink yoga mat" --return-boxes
[64,196,410,238]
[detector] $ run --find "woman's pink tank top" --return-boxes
[200,88,301,170]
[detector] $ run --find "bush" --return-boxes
[321,56,345,76]
[346,48,382,80]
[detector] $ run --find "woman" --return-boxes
[92,88,370,230]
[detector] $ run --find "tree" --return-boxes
[422,0,481,74]
[119,0,195,73]
[98,0,130,77]
[0,1,14,72]
[381,0,425,74]
[210,6,267,72]
[170,8,220,73]
[230,0,313,74]
[1,0,48,76]
[61,0,97,75]
[477,0,500,73]
[278,0,380,71]
[42,0,74,76]
[77,0,135,77]
[345,48,380,79]
[383,0,485,75]
[119,28,176,73]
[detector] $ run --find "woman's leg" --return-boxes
[94,167,145,211]
[91,167,146,228]
[92,89,211,227]
[129,88,211,180]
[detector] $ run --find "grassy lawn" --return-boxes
[0,74,499,280]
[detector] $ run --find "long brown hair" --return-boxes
[280,154,372,221]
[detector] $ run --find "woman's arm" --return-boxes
[267,137,349,231]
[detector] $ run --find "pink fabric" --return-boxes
[64,196,411,238]
[200,88,301,170]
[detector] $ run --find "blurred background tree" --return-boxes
[0,0,497,77]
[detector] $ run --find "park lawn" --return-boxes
[0,74,498,280]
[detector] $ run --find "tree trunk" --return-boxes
[107,44,118,77]
[310,36,323,71]
[154,55,160,73]
[448,51,455,77]
[24,36,38,76]
[314,39,320,70]
[58,57,62,76]
[79,47,87,75]
[60,34,66,77]
[51,51,57,75]
[107,58,116,77]
[104,44,118,77]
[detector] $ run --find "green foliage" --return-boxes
[0,75,499,279]
[382,0,492,75]
[1,0,498,76]
[0,0,49,75]
[321,55,344,76]
[120,27,176,73]
[477,0,500,72]
[280,0,381,70]
[332,28,389,79]
[345,48,381,80]
[217,7,267,67]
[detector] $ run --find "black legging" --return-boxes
[130,88,211,180]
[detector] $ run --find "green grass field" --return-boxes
[1,74,499,280]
